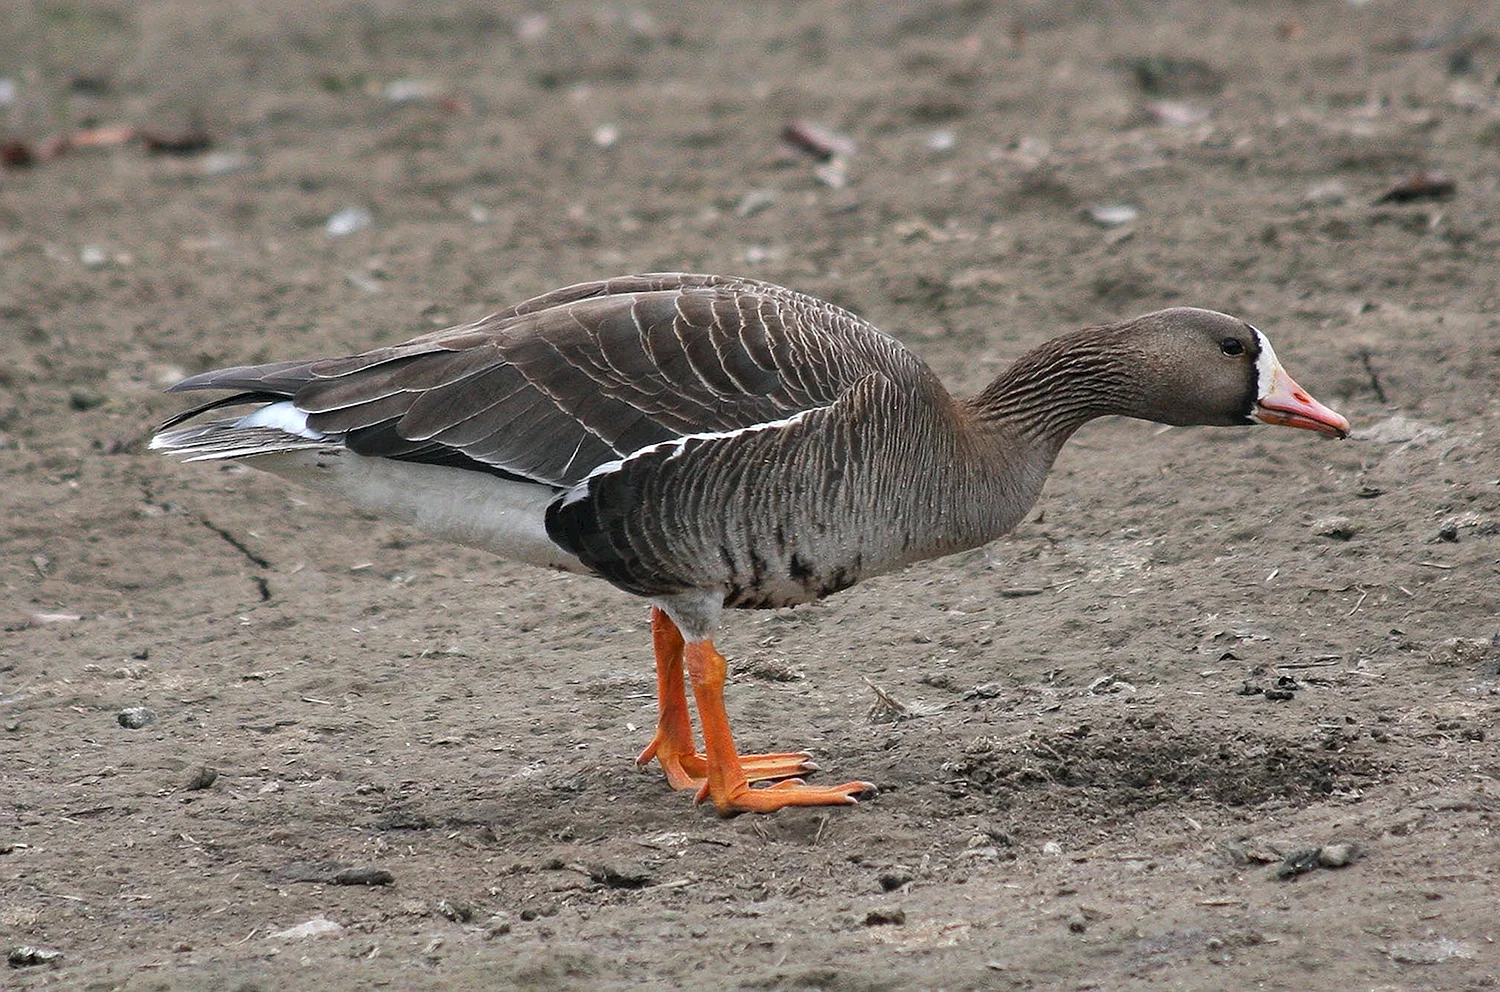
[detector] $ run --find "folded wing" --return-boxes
[158,273,923,489]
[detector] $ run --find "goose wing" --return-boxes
[160,273,923,488]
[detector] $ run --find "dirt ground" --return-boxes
[3,1,1499,989]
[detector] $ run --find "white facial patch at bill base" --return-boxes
[237,401,327,440]
[1249,326,1281,400]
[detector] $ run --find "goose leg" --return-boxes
[636,609,816,790]
[685,638,874,815]
[634,607,701,790]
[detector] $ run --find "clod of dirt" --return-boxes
[273,861,345,883]
[373,809,434,831]
[140,125,212,156]
[586,862,654,889]
[1275,848,1323,879]
[864,907,906,926]
[1373,171,1456,205]
[332,866,394,886]
[1066,912,1088,933]
[0,140,36,168]
[7,946,62,968]
[183,765,217,791]
[483,913,513,938]
[1122,55,1227,96]
[68,387,106,411]
[436,899,474,922]
[117,706,156,729]
[1311,516,1360,540]
[1427,637,1496,668]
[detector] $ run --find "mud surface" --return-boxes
[3,2,1499,989]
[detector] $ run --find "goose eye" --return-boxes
[1220,338,1245,357]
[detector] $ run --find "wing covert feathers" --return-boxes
[155,273,925,489]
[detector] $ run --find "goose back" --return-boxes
[164,274,928,490]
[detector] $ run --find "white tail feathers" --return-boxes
[150,421,336,462]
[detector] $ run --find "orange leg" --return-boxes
[634,607,700,789]
[635,609,818,791]
[685,637,874,816]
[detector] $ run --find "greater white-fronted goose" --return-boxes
[152,273,1350,815]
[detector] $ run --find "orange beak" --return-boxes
[1252,363,1350,438]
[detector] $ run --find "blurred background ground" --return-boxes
[2,1,1498,988]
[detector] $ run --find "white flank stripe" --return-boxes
[558,407,821,507]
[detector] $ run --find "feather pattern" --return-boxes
[161,273,919,489]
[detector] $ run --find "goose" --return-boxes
[151,273,1350,816]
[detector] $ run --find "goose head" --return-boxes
[1124,307,1350,438]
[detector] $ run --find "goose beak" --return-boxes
[1252,363,1351,439]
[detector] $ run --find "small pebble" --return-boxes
[1427,638,1495,667]
[326,206,372,238]
[1275,848,1322,879]
[436,899,473,922]
[1301,180,1348,207]
[384,79,444,105]
[1318,843,1357,868]
[269,917,342,940]
[68,387,106,411]
[1085,204,1139,228]
[864,907,906,926]
[1311,515,1360,540]
[198,151,252,177]
[925,129,957,153]
[333,866,394,886]
[1066,913,1088,933]
[586,862,653,889]
[735,189,777,218]
[183,765,218,791]
[7,946,63,968]
[483,912,513,938]
[118,706,156,729]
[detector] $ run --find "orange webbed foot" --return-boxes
[638,738,816,790]
[695,776,877,815]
